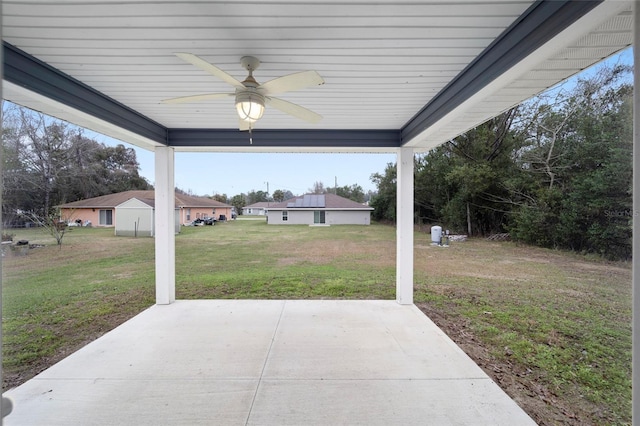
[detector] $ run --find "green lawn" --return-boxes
[176,220,396,299]
[1,220,632,424]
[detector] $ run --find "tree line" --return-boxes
[370,64,633,260]
[2,103,151,226]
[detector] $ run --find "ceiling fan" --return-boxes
[161,53,325,130]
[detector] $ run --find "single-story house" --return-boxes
[266,193,373,225]
[114,198,180,237]
[59,190,233,227]
[242,202,271,216]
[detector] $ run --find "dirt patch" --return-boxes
[415,302,612,425]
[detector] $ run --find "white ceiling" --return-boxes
[1,0,635,152]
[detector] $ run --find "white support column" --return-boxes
[155,146,176,305]
[632,3,638,422]
[396,147,414,305]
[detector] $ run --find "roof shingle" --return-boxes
[58,190,232,209]
[267,193,372,210]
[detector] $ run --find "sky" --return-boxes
[85,134,397,197]
[15,47,635,199]
[139,151,395,197]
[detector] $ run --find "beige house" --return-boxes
[266,194,373,226]
[59,190,233,227]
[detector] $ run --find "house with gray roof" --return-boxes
[242,202,271,216]
[266,193,373,225]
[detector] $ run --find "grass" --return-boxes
[412,236,632,425]
[2,220,632,425]
[2,227,156,383]
[176,221,396,299]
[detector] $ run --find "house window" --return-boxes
[314,210,325,224]
[282,211,288,221]
[186,208,191,221]
[99,209,113,226]
[248,209,252,214]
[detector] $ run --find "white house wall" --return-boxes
[327,210,371,225]
[174,210,180,233]
[244,208,266,216]
[115,205,180,236]
[115,206,154,237]
[288,210,314,225]
[114,198,153,237]
[267,210,371,225]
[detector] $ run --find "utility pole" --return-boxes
[335,176,338,194]
[265,181,269,207]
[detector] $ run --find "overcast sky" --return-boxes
[151,151,395,197]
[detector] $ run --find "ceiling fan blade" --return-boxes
[266,97,323,123]
[160,93,233,104]
[259,71,324,95]
[175,53,245,89]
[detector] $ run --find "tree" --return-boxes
[247,190,268,204]
[414,145,457,226]
[271,189,295,202]
[13,109,71,215]
[509,64,633,258]
[22,210,69,247]
[367,63,632,258]
[61,136,149,201]
[369,163,396,222]
[272,189,286,202]
[2,113,32,225]
[96,143,150,194]
[445,109,524,235]
[2,103,151,224]
[283,190,295,200]
[335,184,365,203]
[230,194,247,215]
[411,108,524,235]
[211,193,228,203]
[309,181,325,194]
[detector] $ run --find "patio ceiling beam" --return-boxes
[167,129,401,150]
[2,42,168,145]
[400,0,602,145]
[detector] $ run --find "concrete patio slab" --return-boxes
[251,379,528,425]
[4,300,535,425]
[263,300,487,380]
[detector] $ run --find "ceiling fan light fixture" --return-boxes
[235,91,265,123]
[167,53,323,128]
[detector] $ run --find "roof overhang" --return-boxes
[2,0,634,153]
